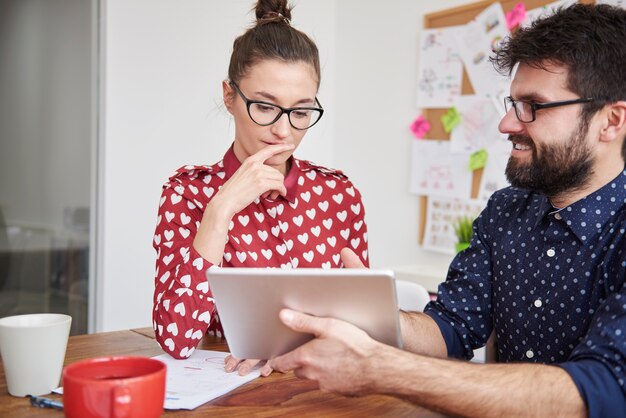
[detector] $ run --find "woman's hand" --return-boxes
[193,143,294,264]
[224,354,273,377]
[211,143,294,217]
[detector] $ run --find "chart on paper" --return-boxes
[153,350,260,410]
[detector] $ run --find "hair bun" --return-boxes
[255,0,292,23]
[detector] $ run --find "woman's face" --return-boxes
[224,59,319,175]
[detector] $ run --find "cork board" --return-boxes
[418,0,595,243]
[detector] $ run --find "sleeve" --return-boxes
[152,179,217,359]
[423,201,495,360]
[556,280,626,418]
[345,182,369,268]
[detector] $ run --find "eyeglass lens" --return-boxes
[248,102,322,130]
[505,98,533,122]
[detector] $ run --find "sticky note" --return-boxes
[469,149,488,171]
[409,115,431,139]
[441,107,461,133]
[505,3,526,30]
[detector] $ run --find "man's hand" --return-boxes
[269,309,384,396]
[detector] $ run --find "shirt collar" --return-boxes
[533,168,626,242]
[222,144,299,203]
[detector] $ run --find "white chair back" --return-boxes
[395,280,431,312]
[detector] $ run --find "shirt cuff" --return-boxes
[558,359,626,418]
[424,308,467,359]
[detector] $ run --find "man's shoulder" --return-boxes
[488,186,537,205]
[484,186,544,217]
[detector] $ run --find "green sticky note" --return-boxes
[441,107,461,133]
[469,149,488,171]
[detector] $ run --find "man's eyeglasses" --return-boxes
[503,96,594,123]
[230,82,324,130]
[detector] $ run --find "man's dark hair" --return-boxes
[491,4,626,161]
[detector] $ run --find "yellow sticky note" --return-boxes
[469,149,488,171]
[441,107,461,133]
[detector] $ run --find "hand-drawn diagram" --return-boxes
[416,27,463,108]
[410,140,472,199]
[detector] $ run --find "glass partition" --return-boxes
[0,0,96,335]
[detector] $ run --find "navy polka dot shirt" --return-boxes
[425,168,626,418]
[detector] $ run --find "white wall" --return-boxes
[99,0,337,331]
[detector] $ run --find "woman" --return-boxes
[152,0,369,375]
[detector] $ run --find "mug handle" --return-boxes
[112,385,132,418]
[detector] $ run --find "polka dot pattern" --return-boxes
[425,169,626,391]
[152,147,369,359]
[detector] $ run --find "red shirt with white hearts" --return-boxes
[152,146,369,359]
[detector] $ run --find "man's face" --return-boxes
[498,63,596,198]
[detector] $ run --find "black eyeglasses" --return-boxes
[504,96,594,123]
[230,82,324,130]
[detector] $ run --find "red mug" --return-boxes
[62,356,166,418]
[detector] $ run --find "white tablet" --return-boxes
[207,268,403,360]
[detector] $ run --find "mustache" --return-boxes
[508,135,534,147]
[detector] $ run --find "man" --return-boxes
[270,4,626,417]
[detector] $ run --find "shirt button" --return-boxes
[554,213,562,220]
[526,350,534,359]
[546,248,556,257]
[534,299,543,308]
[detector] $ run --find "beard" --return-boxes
[505,121,595,197]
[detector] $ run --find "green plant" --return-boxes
[453,216,474,253]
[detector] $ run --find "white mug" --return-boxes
[0,313,72,397]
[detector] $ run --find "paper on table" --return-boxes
[154,350,260,410]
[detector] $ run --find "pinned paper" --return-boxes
[521,0,576,28]
[455,3,510,98]
[416,27,464,108]
[410,115,431,139]
[596,0,626,7]
[423,196,485,254]
[449,95,505,154]
[409,140,472,199]
[469,149,488,171]
[478,140,511,202]
[441,107,461,133]
[506,3,526,30]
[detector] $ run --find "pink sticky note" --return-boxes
[410,115,431,139]
[505,3,526,30]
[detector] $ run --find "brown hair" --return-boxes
[227,0,321,87]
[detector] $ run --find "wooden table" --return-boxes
[0,328,445,417]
